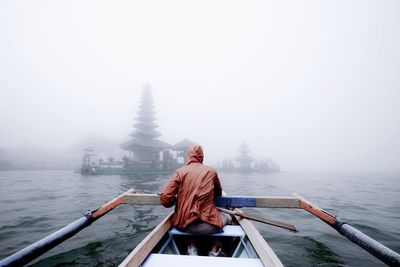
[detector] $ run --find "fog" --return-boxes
[1,0,399,172]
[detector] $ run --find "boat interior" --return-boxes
[142,224,264,267]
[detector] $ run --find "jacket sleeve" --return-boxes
[213,172,222,197]
[159,171,180,208]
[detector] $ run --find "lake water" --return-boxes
[0,170,399,266]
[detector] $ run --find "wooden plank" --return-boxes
[215,197,257,207]
[216,196,300,208]
[124,193,300,208]
[256,197,300,208]
[119,212,173,267]
[235,210,284,267]
[142,254,264,267]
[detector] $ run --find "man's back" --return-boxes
[160,145,223,229]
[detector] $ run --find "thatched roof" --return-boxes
[120,139,171,151]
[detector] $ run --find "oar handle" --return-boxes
[0,189,135,267]
[0,215,93,267]
[337,220,400,267]
[294,193,400,267]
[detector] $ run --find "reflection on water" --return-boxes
[0,170,399,267]
[302,236,345,266]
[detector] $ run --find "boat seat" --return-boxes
[142,254,264,267]
[170,225,245,237]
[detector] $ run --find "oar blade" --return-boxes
[239,212,297,232]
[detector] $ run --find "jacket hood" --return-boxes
[186,144,204,164]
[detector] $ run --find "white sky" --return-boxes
[1,0,399,171]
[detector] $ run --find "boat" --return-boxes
[119,206,284,267]
[1,190,399,267]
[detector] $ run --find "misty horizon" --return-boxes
[1,1,399,172]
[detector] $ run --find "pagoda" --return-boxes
[235,142,255,171]
[120,83,170,171]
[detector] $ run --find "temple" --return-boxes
[119,84,194,172]
[80,83,279,174]
[120,84,169,171]
[235,142,255,171]
[215,142,280,173]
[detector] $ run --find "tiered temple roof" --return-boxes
[120,84,170,157]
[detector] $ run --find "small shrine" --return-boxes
[215,142,280,173]
[172,139,196,164]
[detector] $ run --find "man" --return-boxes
[160,144,231,256]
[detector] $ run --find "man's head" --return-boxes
[186,144,204,164]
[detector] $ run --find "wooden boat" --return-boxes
[119,209,284,267]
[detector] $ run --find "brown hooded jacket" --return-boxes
[159,145,223,229]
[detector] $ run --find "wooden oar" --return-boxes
[294,193,400,267]
[0,189,135,267]
[217,207,297,232]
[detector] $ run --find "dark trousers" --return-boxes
[183,212,232,235]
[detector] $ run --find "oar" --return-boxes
[294,193,400,267]
[217,207,297,232]
[0,189,135,267]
